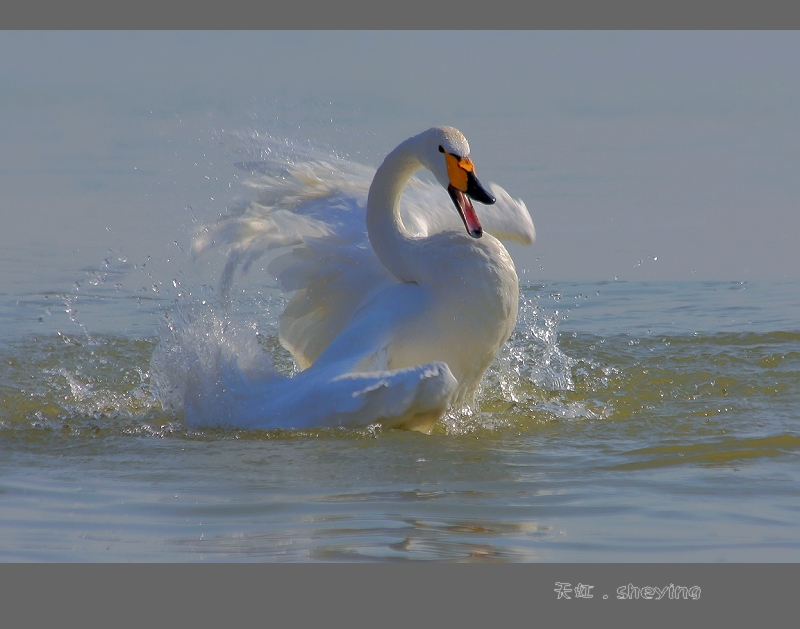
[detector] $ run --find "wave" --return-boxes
[4,288,798,454]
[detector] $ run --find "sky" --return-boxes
[1,31,798,283]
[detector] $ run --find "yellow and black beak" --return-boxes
[442,149,496,239]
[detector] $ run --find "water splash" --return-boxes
[482,296,575,399]
[0,334,164,436]
[439,293,590,435]
[149,294,282,420]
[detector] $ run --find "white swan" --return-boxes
[183,127,535,433]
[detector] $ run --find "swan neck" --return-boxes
[367,137,423,283]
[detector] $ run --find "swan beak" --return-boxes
[466,171,496,205]
[444,152,496,239]
[448,185,483,238]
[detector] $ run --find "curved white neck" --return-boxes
[366,135,425,283]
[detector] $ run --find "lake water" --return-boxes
[3,271,800,561]
[2,32,800,562]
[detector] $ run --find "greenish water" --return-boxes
[2,280,799,561]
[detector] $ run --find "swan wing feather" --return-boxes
[192,151,534,370]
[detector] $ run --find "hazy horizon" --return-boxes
[2,31,798,287]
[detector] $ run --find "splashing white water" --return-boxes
[150,298,279,422]
[484,296,576,399]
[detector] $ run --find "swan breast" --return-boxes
[384,231,519,403]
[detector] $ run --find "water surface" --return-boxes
[3,278,799,561]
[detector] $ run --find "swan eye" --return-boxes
[438,145,444,153]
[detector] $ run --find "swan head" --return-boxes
[418,127,496,239]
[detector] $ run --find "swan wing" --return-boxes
[400,179,535,245]
[178,301,457,431]
[184,356,457,432]
[192,151,534,369]
[192,157,375,299]
[269,233,395,369]
[270,178,534,368]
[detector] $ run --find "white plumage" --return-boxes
[185,127,535,432]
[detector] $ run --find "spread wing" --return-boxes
[193,151,535,369]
